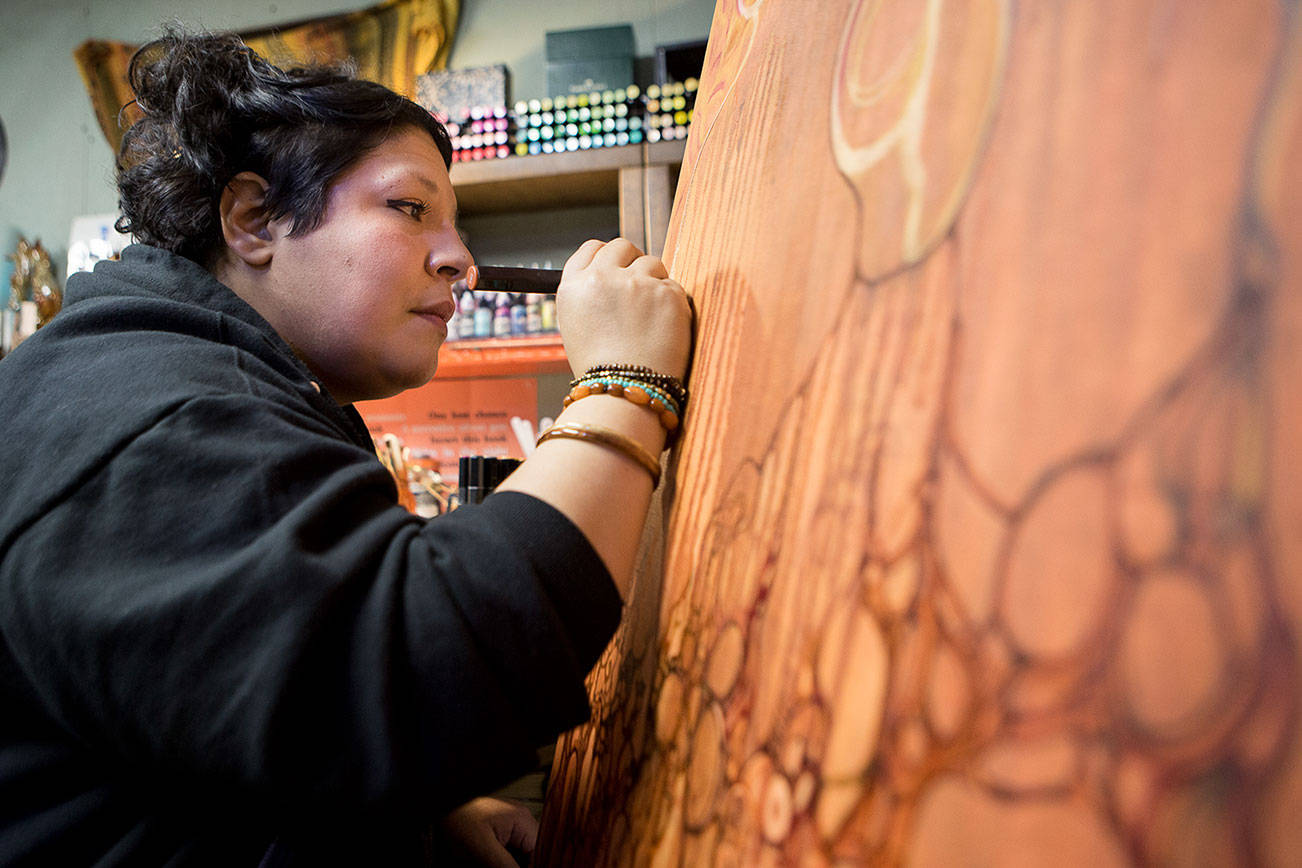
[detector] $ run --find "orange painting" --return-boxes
[538,0,1302,865]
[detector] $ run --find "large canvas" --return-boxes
[539,1,1302,864]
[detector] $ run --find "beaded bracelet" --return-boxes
[563,376,681,433]
[574,364,688,409]
[567,365,688,441]
[536,423,662,486]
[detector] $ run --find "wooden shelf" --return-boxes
[645,139,689,168]
[437,139,687,378]
[450,140,686,216]
[437,334,570,379]
[451,146,640,214]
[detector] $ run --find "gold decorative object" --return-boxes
[7,237,62,329]
[73,0,461,153]
[7,238,32,308]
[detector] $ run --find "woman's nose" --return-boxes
[428,233,473,281]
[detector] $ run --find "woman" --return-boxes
[0,26,691,866]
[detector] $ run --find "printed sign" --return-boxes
[356,377,537,479]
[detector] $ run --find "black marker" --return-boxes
[457,455,480,506]
[457,455,523,506]
[474,265,562,296]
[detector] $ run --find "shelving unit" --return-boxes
[437,334,569,379]
[438,138,686,380]
[451,139,683,248]
[450,145,643,213]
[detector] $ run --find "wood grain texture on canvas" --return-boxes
[539,1,1302,864]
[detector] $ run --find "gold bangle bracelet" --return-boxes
[536,423,662,487]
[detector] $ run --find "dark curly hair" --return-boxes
[115,26,453,268]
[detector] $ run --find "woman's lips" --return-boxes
[413,297,457,325]
[415,311,449,333]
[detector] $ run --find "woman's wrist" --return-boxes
[551,394,669,456]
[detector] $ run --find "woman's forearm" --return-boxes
[493,394,668,599]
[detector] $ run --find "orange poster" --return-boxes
[356,377,537,479]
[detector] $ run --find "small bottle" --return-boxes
[492,292,512,337]
[525,294,542,334]
[540,294,557,333]
[444,281,462,342]
[473,291,493,338]
[459,289,476,339]
[509,293,527,336]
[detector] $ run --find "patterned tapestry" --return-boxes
[73,0,460,153]
[538,0,1302,864]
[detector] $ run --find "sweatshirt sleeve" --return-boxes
[0,391,623,822]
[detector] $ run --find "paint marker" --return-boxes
[457,455,523,506]
[474,265,562,295]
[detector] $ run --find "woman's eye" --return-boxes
[388,199,430,220]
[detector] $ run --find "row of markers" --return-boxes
[445,289,557,342]
[441,79,699,163]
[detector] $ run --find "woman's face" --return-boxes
[263,126,472,404]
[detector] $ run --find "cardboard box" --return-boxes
[545,24,634,97]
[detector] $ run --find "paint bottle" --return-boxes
[525,294,542,334]
[540,294,557,333]
[458,289,476,339]
[510,293,528,336]
[492,292,512,337]
[473,291,493,338]
[444,306,459,341]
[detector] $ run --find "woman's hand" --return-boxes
[436,796,537,867]
[557,238,693,380]
[495,238,693,598]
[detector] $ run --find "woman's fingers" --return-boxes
[565,238,667,277]
[563,238,606,275]
[588,237,644,269]
[556,237,692,379]
[438,797,538,868]
[629,253,670,279]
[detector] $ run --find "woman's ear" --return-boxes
[219,172,278,267]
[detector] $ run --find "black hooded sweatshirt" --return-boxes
[0,245,621,865]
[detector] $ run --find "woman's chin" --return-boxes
[403,359,441,391]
